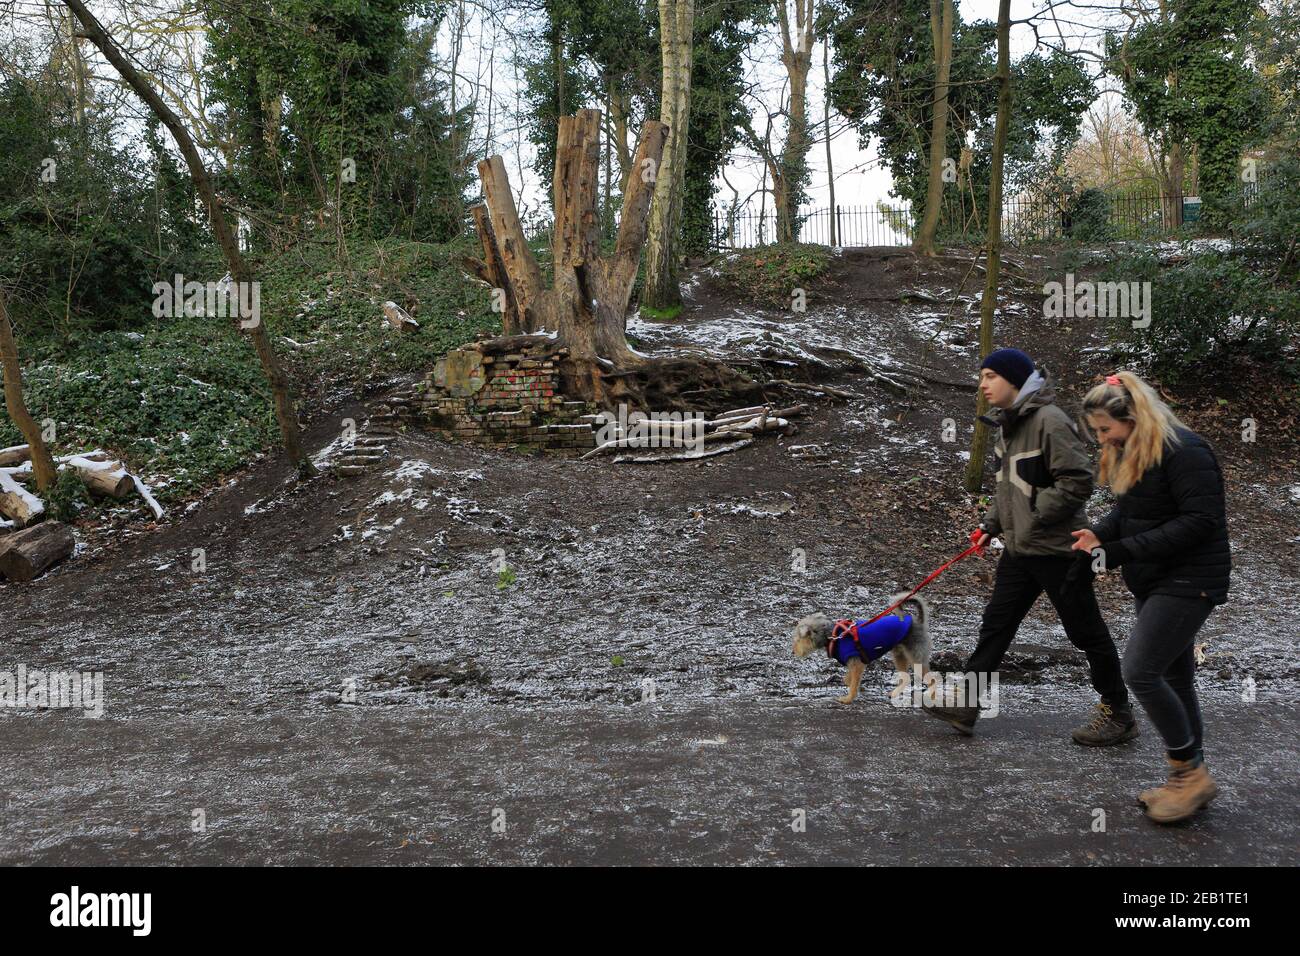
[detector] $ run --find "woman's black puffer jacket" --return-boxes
[1091,426,1231,604]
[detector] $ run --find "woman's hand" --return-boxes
[1070,529,1100,553]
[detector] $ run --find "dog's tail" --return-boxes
[889,591,929,627]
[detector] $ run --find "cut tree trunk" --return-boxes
[473,109,669,403]
[466,203,524,335]
[63,455,135,498]
[0,444,33,467]
[0,520,74,581]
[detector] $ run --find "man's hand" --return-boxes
[970,528,991,549]
[1070,529,1100,553]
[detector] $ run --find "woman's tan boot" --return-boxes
[1136,782,1165,809]
[1145,756,1218,823]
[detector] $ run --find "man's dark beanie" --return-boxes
[980,348,1035,389]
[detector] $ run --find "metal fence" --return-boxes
[708,183,1272,251]
[511,179,1272,253]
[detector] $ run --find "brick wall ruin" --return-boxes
[386,337,600,455]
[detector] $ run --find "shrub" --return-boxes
[1066,188,1113,242]
[711,242,831,307]
[1102,247,1299,381]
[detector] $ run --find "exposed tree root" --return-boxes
[558,354,767,415]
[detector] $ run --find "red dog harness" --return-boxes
[825,533,987,665]
[826,615,913,664]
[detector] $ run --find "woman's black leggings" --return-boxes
[1121,594,1215,756]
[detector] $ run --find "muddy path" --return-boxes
[3,246,1297,863]
[2,699,1295,865]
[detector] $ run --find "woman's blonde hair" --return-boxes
[1082,371,1186,494]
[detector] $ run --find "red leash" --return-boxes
[845,533,987,630]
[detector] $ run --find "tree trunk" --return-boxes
[777,65,809,243]
[609,81,634,193]
[643,0,695,311]
[1165,140,1186,229]
[468,203,524,335]
[914,0,954,256]
[774,0,816,244]
[963,0,1010,494]
[824,36,836,246]
[0,291,57,492]
[61,0,311,472]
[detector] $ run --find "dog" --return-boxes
[791,594,932,704]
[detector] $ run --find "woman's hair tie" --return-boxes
[1105,374,1122,386]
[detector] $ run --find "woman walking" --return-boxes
[1070,371,1231,824]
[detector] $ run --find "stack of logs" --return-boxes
[0,443,163,582]
[582,403,805,463]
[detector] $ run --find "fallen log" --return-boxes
[769,380,863,400]
[710,404,805,428]
[64,455,135,498]
[714,415,790,435]
[582,425,750,460]
[0,520,74,581]
[611,437,753,463]
[0,469,44,527]
[382,301,420,333]
[129,473,165,521]
[0,444,31,467]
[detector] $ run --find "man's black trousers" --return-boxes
[965,551,1128,707]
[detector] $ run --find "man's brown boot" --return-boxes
[1144,756,1218,823]
[920,704,979,735]
[1071,701,1139,746]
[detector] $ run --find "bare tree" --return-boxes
[61,0,310,471]
[740,0,818,244]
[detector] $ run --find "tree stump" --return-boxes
[465,109,669,402]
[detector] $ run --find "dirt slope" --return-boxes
[2,246,1296,863]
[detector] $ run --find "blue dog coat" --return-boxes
[827,615,913,665]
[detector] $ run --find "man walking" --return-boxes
[924,348,1135,743]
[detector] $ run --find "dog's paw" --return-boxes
[836,694,854,704]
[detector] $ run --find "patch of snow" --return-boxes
[312,433,355,469]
